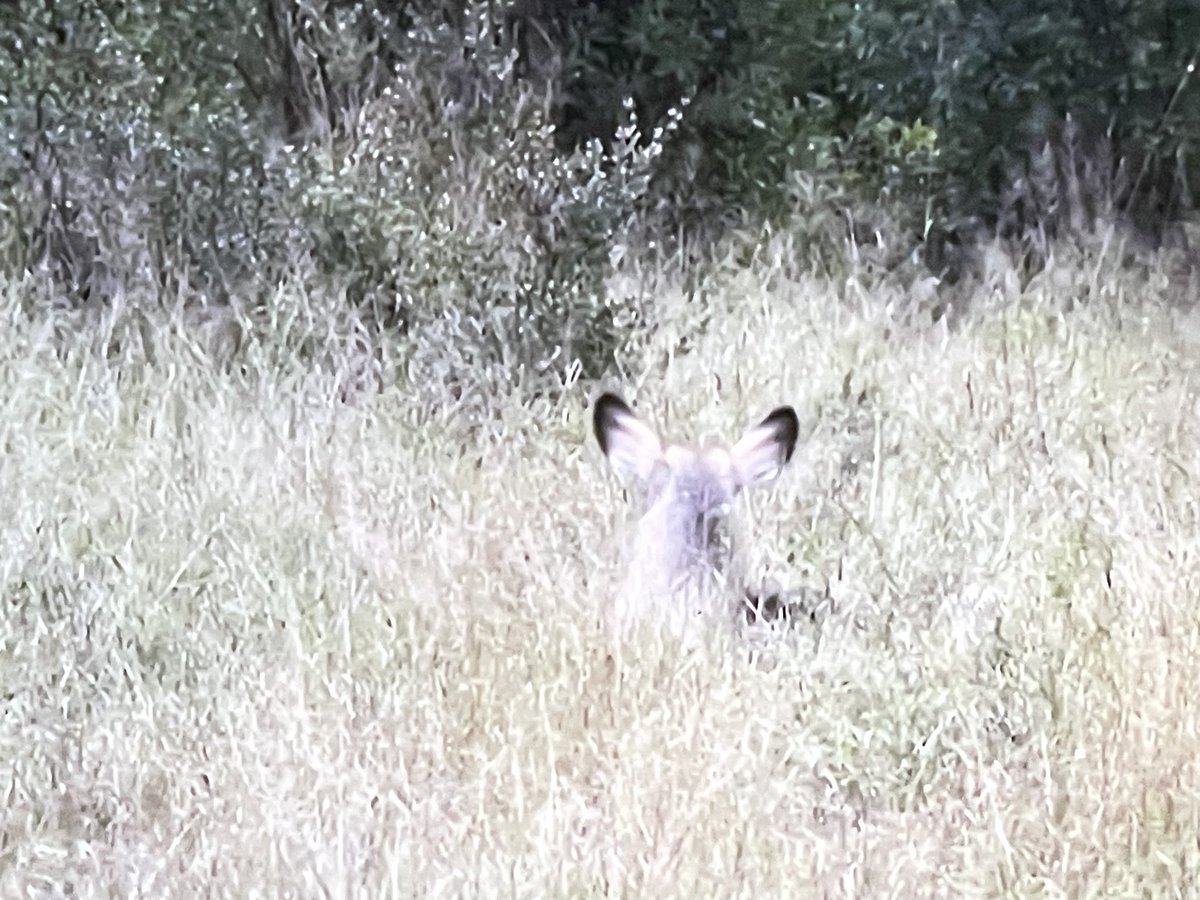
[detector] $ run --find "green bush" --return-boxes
[0,0,672,388]
[560,0,848,221]
[558,0,1199,249]
[832,0,1200,238]
[0,0,271,300]
[4,0,1195,379]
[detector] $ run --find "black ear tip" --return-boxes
[593,393,628,450]
[764,405,800,461]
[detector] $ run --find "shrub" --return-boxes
[0,0,275,303]
[557,0,1200,252]
[0,0,675,393]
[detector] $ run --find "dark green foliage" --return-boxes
[0,0,280,300]
[558,0,1199,251]
[0,0,657,386]
[1,0,1196,384]
[560,0,850,221]
[829,0,1200,237]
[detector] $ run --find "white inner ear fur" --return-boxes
[730,419,794,487]
[598,407,664,482]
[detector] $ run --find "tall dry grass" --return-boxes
[2,230,1199,897]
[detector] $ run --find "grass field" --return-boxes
[3,232,1199,897]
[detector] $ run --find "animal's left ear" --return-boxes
[730,406,799,488]
[593,393,665,483]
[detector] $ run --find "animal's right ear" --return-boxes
[730,405,800,488]
[593,393,664,482]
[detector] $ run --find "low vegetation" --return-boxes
[4,227,1200,895]
[2,1,1199,895]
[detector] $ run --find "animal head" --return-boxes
[593,392,799,635]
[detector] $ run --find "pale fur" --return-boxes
[593,393,799,639]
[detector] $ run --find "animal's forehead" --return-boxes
[662,444,734,478]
